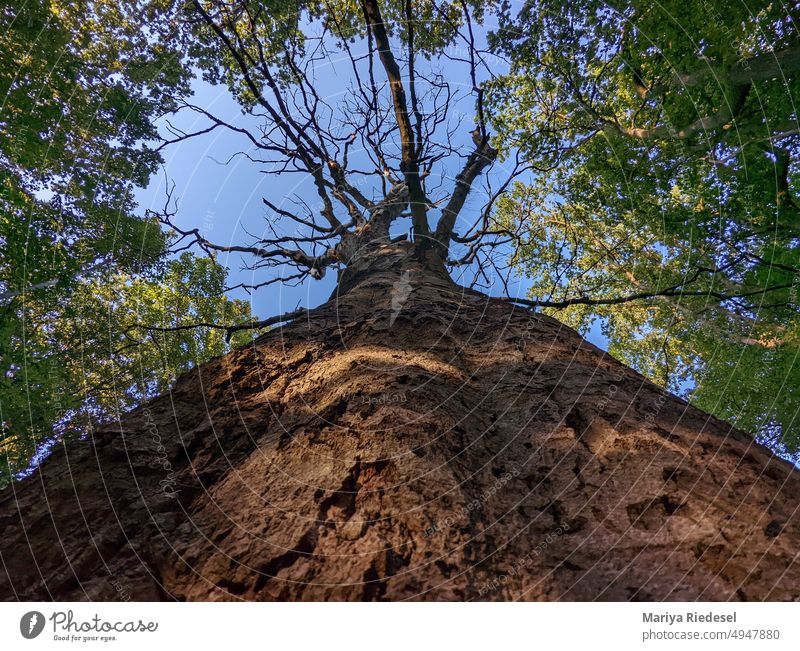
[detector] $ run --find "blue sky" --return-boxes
[134,47,612,347]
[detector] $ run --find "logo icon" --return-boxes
[20,611,45,639]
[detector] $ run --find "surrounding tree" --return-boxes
[0,0,252,483]
[487,0,800,451]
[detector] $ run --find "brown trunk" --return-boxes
[2,242,799,601]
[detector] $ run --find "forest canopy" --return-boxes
[1,0,798,485]
[489,0,800,452]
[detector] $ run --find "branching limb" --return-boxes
[148,189,337,279]
[361,0,430,240]
[501,281,796,310]
[132,307,310,343]
[434,138,498,255]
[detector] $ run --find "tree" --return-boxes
[488,0,800,451]
[0,0,252,483]
[0,0,188,297]
[2,0,800,601]
[151,0,506,287]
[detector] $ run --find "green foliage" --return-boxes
[1,254,253,485]
[489,0,800,449]
[62,253,255,415]
[0,0,191,294]
[187,0,494,106]
[0,1,253,485]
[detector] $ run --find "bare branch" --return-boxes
[434,138,498,255]
[501,281,796,310]
[133,307,310,343]
[361,0,430,240]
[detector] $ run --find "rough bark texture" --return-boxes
[2,242,799,601]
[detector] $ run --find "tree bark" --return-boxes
[2,243,799,601]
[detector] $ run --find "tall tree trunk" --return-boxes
[2,242,799,601]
